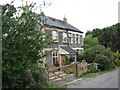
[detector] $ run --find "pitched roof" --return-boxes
[60,46,77,54]
[44,16,83,33]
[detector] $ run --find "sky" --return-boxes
[1,0,119,34]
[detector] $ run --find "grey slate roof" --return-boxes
[44,16,83,33]
[60,46,77,54]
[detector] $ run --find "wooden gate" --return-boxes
[45,62,88,82]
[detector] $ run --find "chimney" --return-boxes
[63,15,67,23]
[25,0,29,10]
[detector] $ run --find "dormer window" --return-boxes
[63,32,67,43]
[52,31,58,42]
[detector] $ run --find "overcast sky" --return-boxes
[1,0,119,34]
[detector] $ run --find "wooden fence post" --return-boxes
[75,62,78,77]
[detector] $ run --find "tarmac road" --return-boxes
[66,68,119,88]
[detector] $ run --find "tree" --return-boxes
[84,34,99,50]
[2,3,51,88]
[86,23,120,52]
[84,45,115,63]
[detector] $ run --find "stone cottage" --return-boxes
[41,16,84,67]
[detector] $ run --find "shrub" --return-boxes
[84,45,115,63]
[64,56,70,65]
[25,65,48,88]
[87,63,99,73]
[114,58,120,67]
[77,53,86,62]
[94,54,111,70]
[114,51,120,59]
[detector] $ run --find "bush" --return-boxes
[77,53,86,62]
[114,59,120,67]
[94,54,111,70]
[84,45,115,63]
[25,65,48,88]
[64,56,70,65]
[114,51,120,59]
[87,63,99,73]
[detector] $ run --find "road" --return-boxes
[66,68,119,88]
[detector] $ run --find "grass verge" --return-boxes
[78,68,117,79]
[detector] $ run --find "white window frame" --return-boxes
[75,34,78,44]
[68,33,71,43]
[71,34,73,43]
[52,31,58,42]
[78,35,80,44]
[62,32,67,43]
[80,35,83,45]
[52,51,59,66]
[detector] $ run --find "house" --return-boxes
[40,16,84,67]
[23,1,84,67]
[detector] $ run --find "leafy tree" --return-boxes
[83,45,115,63]
[2,3,51,88]
[86,23,120,52]
[84,35,99,50]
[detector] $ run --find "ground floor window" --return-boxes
[52,51,59,66]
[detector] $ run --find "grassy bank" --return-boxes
[78,68,117,79]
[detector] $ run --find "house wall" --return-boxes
[68,31,83,48]
[44,27,83,67]
[45,28,69,48]
[45,50,54,67]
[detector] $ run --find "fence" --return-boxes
[44,62,88,82]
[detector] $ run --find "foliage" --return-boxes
[94,54,111,70]
[86,23,120,52]
[114,59,120,67]
[69,56,75,62]
[79,70,110,79]
[84,35,99,50]
[2,3,51,88]
[83,45,114,63]
[114,51,120,59]
[87,63,99,73]
[77,53,85,62]
[114,51,120,67]
[25,65,48,88]
[64,56,70,65]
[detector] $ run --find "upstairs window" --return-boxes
[71,34,73,43]
[78,35,80,44]
[63,32,67,42]
[75,34,78,44]
[80,35,83,45]
[69,33,73,43]
[69,33,71,43]
[52,31,58,41]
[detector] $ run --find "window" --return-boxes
[69,33,74,43]
[78,35,80,44]
[52,31,58,41]
[63,32,67,42]
[52,51,59,66]
[69,33,71,43]
[80,35,83,45]
[75,34,78,44]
